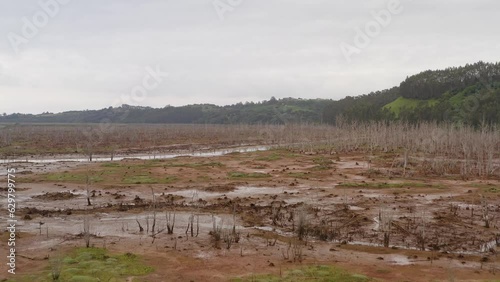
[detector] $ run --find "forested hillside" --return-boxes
[322,61,500,126]
[1,97,327,124]
[2,62,499,126]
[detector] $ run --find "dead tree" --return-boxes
[342,189,349,210]
[151,187,156,234]
[136,217,144,232]
[222,229,234,250]
[110,145,117,161]
[150,227,166,244]
[415,211,427,251]
[185,214,199,238]
[166,210,176,234]
[50,255,63,281]
[403,148,409,177]
[296,206,308,241]
[292,239,303,262]
[282,240,291,260]
[83,216,91,248]
[185,190,200,238]
[211,215,223,248]
[186,215,193,237]
[85,173,92,206]
[379,209,393,248]
[271,203,282,227]
[86,141,93,162]
[481,196,491,228]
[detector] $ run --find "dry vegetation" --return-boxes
[1,122,499,180]
[1,122,499,281]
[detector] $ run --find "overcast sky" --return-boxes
[1,0,499,114]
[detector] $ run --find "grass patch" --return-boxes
[383,97,438,116]
[122,175,178,184]
[40,162,180,185]
[375,269,391,274]
[256,153,282,161]
[233,265,370,282]
[163,176,179,183]
[228,171,271,179]
[6,247,153,282]
[288,172,308,179]
[310,156,333,170]
[480,186,500,194]
[484,187,500,193]
[45,173,103,183]
[166,161,224,168]
[470,183,500,193]
[123,175,159,184]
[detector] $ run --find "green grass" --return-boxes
[165,161,224,168]
[484,187,500,193]
[123,175,178,184]
[383,97,438,116]
[42,169,179,185]
[288,172,308,179]
[256,153,282,161]
[449,91,465,106]
[310,156,333,170]
[41,159,192,184]
[6,248,153,282]
[470,183,500,193]
[45,173,103,183]
[123,175,159,184]
[232,265,371,282]
[228,171,271,179]
[100,160,224,169]
[197,175,211,181]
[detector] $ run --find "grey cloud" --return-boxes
[0,0,499,114]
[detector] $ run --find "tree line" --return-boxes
[2,61,499,126]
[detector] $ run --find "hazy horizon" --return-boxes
[1,0,499,114]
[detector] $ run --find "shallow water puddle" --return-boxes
[0,145,271,164]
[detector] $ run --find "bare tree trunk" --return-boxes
[166,210,176,234]
[83,215,91,248]
[151,187,156,233]
[403,149,408,177]
[136,218,144,232]
[481,196,490,228]
[86,173,92,206]
[380,209,393,248]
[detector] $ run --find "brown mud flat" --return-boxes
[0,148,499,281]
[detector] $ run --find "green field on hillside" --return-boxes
[383,97,438,116]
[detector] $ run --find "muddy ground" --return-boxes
[0,148,499,281]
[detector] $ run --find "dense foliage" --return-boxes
[400,61,500,99]
[322,61,500,126]
[1,98,327,124]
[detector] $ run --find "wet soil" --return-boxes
[0,148,499,281]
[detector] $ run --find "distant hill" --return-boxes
[2,61,500,126]
[0,97,328,124]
